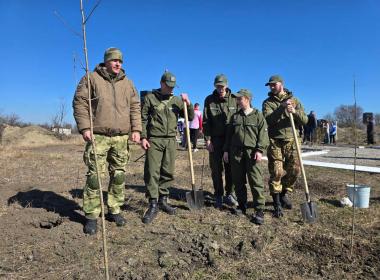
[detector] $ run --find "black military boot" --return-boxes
[280,190,292,209]
[142,199,159,224]
[232,201,247,217]
[84,218,97,235]
[252,209,265,225]
[158,196,176,215]
[272,193,283,218]
[107,213,126,227]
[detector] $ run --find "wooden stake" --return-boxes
[350,76,357,258]
[79,1,109,279]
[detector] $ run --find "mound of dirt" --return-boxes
[1,125,61,147]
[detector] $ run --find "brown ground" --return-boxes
[0,127,379,280]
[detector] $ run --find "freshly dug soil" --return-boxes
[0,141,379,279]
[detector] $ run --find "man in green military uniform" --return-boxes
[262,75,308,217]
[223,89,269,224]
[141,72,194,224]
[73,47,142,234]
[203,74,238,209]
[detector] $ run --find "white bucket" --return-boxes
[346,184,371,208]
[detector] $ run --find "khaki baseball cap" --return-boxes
[161,72,176,87]
[265,75,283,86]
[214,74,228,86]
[236,89,252,98]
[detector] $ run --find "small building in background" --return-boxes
[51,127,72,136]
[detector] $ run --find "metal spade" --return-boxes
[183,101,204,210]
[289,113,318,223]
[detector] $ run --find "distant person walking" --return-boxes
[323,120,330,144]
[140,72,194,224]
[262,75,308,218]
[306,111,317,144]
[367,116,376,144]
[329,121,337,144]
[203,74,239,209]
[73,47,142,235]
[177,117,185,147]
[189,103,203,152]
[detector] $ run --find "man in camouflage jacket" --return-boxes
[262,75,308,218]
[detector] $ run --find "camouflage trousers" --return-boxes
[267,138,301,194]
[83,134,129,219]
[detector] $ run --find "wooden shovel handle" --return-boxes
[183,101,196,189]
[289,113,311,202]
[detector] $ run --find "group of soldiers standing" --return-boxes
[73,48,308,235]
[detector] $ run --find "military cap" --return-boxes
[161,72,176,87]
[214,74,228,86]
[265,75,284,86]
[236,89,252,98]
[104,47,123,63]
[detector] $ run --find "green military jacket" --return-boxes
[224,108,269,153]
[141,89,194,139]
[262,89,308,140]
[203,89,238,141]
[73,64,142,135]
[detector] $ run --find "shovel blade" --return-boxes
[186,190,205,210]
[300,201,318,223]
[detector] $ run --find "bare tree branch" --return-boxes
[84,0,102,24]
[53,10,81,37]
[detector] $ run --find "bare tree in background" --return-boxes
[375,113,380,125]
[51,98,68,138]
[0,113,21,126]
[323,113,335,122]
[334,104,363,127]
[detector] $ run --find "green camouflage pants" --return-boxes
[209,136,234,197]
[83,134,129,219]
[144,137,176,199]
[230,147,265,210]
[267,138,301,194]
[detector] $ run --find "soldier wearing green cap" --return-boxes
[141,72,194,224]
[73,47,142,235]
[262,75,308,218]
[223,89,269,224]
[203,74,239,209]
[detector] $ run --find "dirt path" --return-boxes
[0,143,379,279]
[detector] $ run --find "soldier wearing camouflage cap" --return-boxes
[140,72,194,224]
[73,47,142,234]
[262,75,308,218]
[223,89,269,224]
[203,74,239,209]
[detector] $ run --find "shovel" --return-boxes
[183,101,205,210]
[289,112,318,223]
